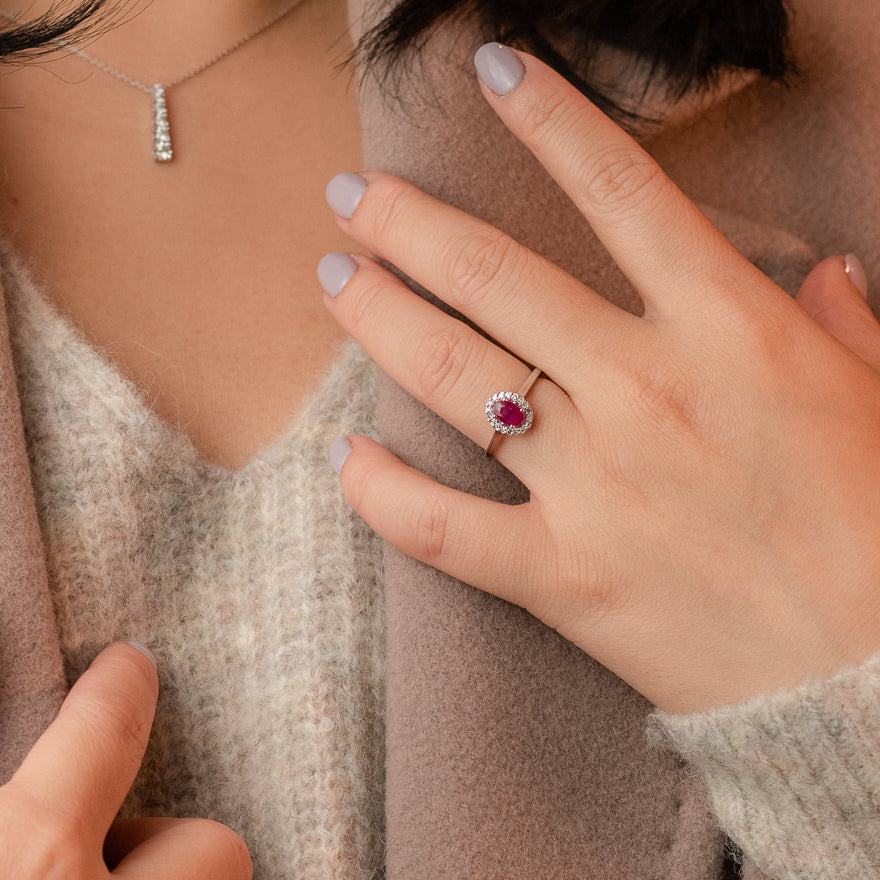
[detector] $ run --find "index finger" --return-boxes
[8,642,158,847]
[473,43,765,316]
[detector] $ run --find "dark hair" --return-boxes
[357,0,794,122]
[0,0,120,60]
[0,0,793,120]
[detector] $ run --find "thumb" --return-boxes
[796,254,880,371]
[7,642,159,850]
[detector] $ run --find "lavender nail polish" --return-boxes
[326,172,367,218]
[128,641,158,668]
[318,252,358,297]
[330,436,352,475]
[474,43,525,96]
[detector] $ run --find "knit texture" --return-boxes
[4,253,386,880]
[652,653,880,880]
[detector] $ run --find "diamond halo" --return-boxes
[485,390,534,435]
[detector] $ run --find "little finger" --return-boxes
[333,434,542,605]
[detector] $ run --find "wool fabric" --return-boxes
[653,654,880,880]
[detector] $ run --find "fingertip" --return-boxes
[845,253,869,299]
[325,172,367,219]
[331,434,391,479]
[329,435,406,522]
[795,254,880,368]
[318,252,359,298]
[474,42,526,97]
[330,436,353,475]
[126,641,158,669]
[89,642,159,699]
[796,255,872,314]
[11,641,161,830]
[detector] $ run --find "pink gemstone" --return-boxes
[492,399,525,427]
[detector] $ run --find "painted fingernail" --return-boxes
[474,43,525,96]
[318,252,358,297]
[127,641,158,668]
[326,172,367,218]
[330,436,352,475]
[845,253,869,299]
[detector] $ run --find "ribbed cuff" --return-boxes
[650,653,880,880]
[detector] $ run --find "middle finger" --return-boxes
[325,171,641,391]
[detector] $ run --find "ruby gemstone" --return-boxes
[492,399,525,428]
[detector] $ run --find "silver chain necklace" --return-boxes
[3,0,305,161]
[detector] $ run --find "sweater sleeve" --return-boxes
[649,653,880,880]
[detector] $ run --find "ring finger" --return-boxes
[318,251,578,476]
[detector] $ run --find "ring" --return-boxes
[485,366,542,458]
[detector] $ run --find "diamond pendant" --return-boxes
[151,84,172,162]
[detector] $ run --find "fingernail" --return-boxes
[845,253,869,299]
[474,43,525,96]
[326,172,367,219]
[330,436,352,475]
[127,641,158,668]
[318,252,358,297]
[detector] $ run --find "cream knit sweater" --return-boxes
[4,253,386,880]
[653,657,880,880]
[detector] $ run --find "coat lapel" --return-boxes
[352,6,726,875]
[0,275,66,784]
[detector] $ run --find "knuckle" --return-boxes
[577,547,631,623]
[517,91,579,146]
[0,802,89,879]
[411,326,475,405]
[412,495,452,563]
[563,536,633,627]
[530,531,627,632]
[342,273,387,336]
[573,570,636,632]
[444,229,520,304]
[621,363,703,439]
[580,148,667,219]
[363,176,415,249]
[593,435,649,500]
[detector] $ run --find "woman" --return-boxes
[0,0,877,877]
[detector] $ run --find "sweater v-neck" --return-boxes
[3,247,387,879]
[3,249,372,481]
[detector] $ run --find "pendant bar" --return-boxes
[152,84,173,162]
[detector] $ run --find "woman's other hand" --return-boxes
[319,44,880,716]
[0,643,252,879]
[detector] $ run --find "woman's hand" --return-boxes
[319,43,880,715]
[0,643,251,878]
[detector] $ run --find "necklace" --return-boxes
[2,0,305,162]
